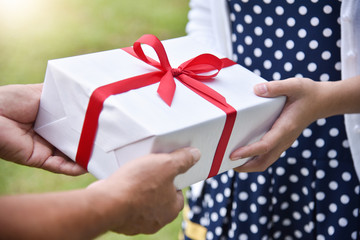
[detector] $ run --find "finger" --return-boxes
[230,141,269,160]
[254,78,297,98]
[170,147,201,175]
[175,190,185,212]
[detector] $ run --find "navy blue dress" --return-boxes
[183,1,360,239]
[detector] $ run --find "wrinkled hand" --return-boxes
[230,78,324,172]
[88,147,201,235]
[0,84,86,175]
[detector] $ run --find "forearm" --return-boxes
[0,189,124,240]
[319,75,360,118]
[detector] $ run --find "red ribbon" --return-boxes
[75,34,237,179]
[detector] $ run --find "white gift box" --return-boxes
[34,35,285,189]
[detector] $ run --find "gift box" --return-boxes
[34,35,285,189]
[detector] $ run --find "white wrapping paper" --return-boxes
[34,36,285,189]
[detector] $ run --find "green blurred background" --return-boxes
[0,0,189,239]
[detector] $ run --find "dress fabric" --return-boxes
[183,1,360,239]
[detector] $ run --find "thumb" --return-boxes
[254,79,294,98]
[170,147,201,175]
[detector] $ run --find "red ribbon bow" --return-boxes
[76,34,237,179]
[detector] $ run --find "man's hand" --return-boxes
[88,147,201,235]
[0,84,86,175]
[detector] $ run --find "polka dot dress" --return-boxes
[183,1,360,239]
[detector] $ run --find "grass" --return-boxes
[0,0,189,239]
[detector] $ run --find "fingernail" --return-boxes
[255,83,268,96]
[230,150,244,161]
[189,148,201,162]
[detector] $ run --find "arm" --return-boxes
[0,147,200,239]
[230,76,360,172]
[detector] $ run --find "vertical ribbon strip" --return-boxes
[75,34,237,179]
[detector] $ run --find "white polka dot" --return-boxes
[230,13,236,22]
[221,174,228,183]
[341,195,350,204]
[273,72,281,80]
[239,212,248,222]
[293,211,301,220]
[343,140,350,148]
[302,186,309,195]
[315,138,325,147]
[294,230,303,238]
[335,62,341,71]
[231,33,237,42]
[239,191,249,201]
[250,224,258,233]
[320,73,330,81]
[236,24,244,33]
[239,234,248,240]
[329,181,338,190]
[265,16,273,26]
[275,28,284,38]
[274,50,283,60]
[301,168,309,176]
[329,128,339,137]
[282,219,292,226]
[281,202,289,210]
[254,48,262,57]
[279,185,287,194]
[257,196,267,205]
[286,40,295,49]
[244,15,252,24]
[289,174,299,183]
[317,235,326,240]
[322,51,331,60]
[286,0,295,3]
[323,28,332,37]
[291,193,300,202]
[317,213,326,222]
[211,179,218,189]
[328,226,335,235]
[309,40,318,49]
[264,38,273,48]
[259,216,267,225]
[224,187,231,197]
[316,170,325,179]
[254,26,263,36]
[298,29,307,38]
[206,231,213,239]
[263,60,272,69]
[253,5,262,14]
[244,57,252,66]
[316,192,325,201]
[298,6,308,15]
[216,193,224,203]
[329,203,337,213]
[215,226,222,236]
[303,128,312,137]
[211,212,219,222]
[317,118,326,126]
[287,157,297,164]
[328,149,337,158]
[234,3,241,12]
[275,6,284,15]
[250,183,257,192]
[244,36,253,45]
[287,17,296,27]
[338,218,348,227]
[239,172,248,180]
[263,0,272,3]
[329,159,339,168]
[257,175,266,185]
[237,44,244,54]
[296,51,305,61]
[284,62,293,72]
[323,5,333,14]
[250,203,257,213]
[307,62,317,72]
[302,149,312,158]
[276,167,286,176]
[310,17,319,26]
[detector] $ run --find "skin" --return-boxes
[230,76,360,172]
[0,84,201,239]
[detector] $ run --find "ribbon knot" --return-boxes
[171,67,183,77]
